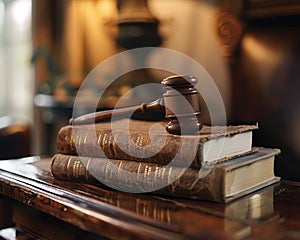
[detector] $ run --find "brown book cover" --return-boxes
[50,148,280,203]
[57,119,258,167]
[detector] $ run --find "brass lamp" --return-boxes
[116,0,162,49]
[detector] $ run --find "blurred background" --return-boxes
[0,0,299,181]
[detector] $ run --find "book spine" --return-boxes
[50,154,224,202]
[57,126,201,167]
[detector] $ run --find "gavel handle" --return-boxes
[70,98,164,125]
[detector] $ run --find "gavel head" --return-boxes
[161,75,202,135]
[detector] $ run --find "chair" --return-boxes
[0,116,30,160]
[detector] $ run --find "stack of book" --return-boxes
[50,119,280,202]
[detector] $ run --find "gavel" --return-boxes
[70,75,202,135]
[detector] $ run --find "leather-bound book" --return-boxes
[50,148,280,203]
[57,119,258,167]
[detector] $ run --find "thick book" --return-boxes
[50,148,280,203]
[57,119,258,167]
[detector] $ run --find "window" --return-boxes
[0,0,33,122]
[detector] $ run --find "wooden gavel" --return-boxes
[70,75,202,135]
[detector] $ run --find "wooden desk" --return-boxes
[0,157,299,240]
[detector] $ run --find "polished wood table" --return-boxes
[0,156,299,240]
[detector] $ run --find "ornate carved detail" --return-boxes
[214,11,243,58]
